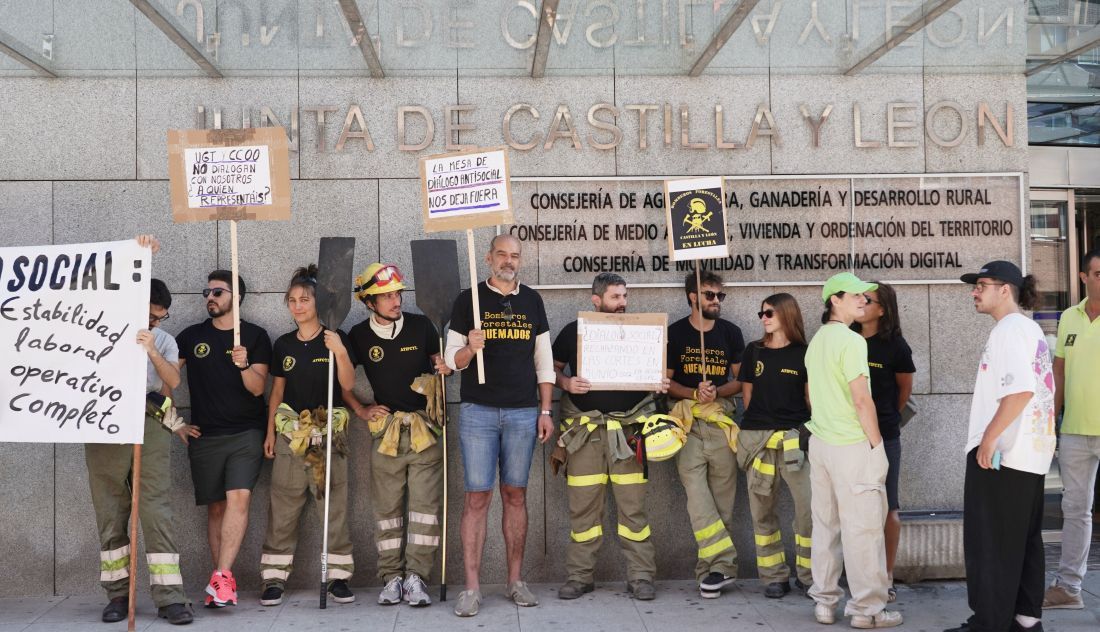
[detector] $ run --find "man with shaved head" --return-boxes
[445,234,555,617]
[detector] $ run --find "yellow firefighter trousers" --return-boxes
[84,413,188,607]
[259,436,353,587]
[564,425,657,583]
[738,429,813,585]
[676,419,739,581]
[372,429,443,583]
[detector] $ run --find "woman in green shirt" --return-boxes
[803,273,901,628]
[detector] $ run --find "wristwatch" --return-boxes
[540,410,552,416]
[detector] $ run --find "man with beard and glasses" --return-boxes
[445,234,555,617]
[176,270,272,609]
[665,270,745,599]
[551,273,668,602]
[342,263,451,608]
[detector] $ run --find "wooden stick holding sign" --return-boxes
[168,126,292,345]
[664,177,730,393]
[466,229,486,382]
[230,221,242,345]
[419,146,514,385]
[127,444,141,632]
[695,261,706,379]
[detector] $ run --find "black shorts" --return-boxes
[187,429,264,505]
[884,436,902,511]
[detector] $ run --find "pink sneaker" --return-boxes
[206,570,237,607]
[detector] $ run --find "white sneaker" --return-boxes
[403,573,432,607]
[815,603,836,624]
[378,576,403,605]
[850,609,903,629]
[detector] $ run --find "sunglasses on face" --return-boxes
[701,291,727,302]
[757,309,775,319]
[863,295,878,305]
[202,288,232,298]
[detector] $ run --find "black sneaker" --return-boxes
[157,603,194,625]
[944,623,971,632]
[699,572,735,592]
[328,579,356,604]
[101,596,127,623]
[260,585,284,606]
[764,581,790,599]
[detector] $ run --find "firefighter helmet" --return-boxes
[354,263,406,301]
[640,414,686,461]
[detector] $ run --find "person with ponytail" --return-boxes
[804,273,902,628]
[852,282,916,602]
[258,265,359,607]
[736,293,813,599]
[946,261,1054,632]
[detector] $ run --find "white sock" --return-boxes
[1015,614,1040,628]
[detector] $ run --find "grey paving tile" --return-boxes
[0,597,62,625]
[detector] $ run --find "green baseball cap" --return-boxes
[821,272,878,304]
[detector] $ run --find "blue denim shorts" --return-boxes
[458,402,538,492]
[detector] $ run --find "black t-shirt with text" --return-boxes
[176,319,272,436]
[270,328,356,413]
[666,316,745,390]
[737,342,811,430]
[865,332,916,440]
[348,313,440,413]
[553,319,649,414]
[449,282,550,408]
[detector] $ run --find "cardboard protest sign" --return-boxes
[664,176,730,261]
[0,240,151,444]
[576,311,667,391]
[168,126,292,223]
[420,146,514,233]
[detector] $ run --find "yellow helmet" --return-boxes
[640,414,686,462]
[354,263,406,301]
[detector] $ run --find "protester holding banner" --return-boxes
[85,236,193,625]
[444,234,555,617]
[735,293,813,599]
[852,282,916,602]
[665,271,745,599]
[175,270,272,608]
[343,262,451,608]
[805,272,901,627]
[551,273,666,602]
[259,265,358,607]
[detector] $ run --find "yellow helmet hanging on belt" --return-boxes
[640,414,686,461]
[354,263,407,302]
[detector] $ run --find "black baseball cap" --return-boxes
[960,260,1024,288]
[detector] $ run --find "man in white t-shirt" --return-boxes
[945,261,1055,632]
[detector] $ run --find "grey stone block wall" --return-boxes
[0,61,1027,598]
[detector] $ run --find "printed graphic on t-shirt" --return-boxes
[677,345,732,379]
[754,360,764,377]
[194,342,210,358]
[1030,338,1056,445]
[283,356,296,372]
[368,345,384,362]
[1066,334,1077,346]
[482,305,535,341]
